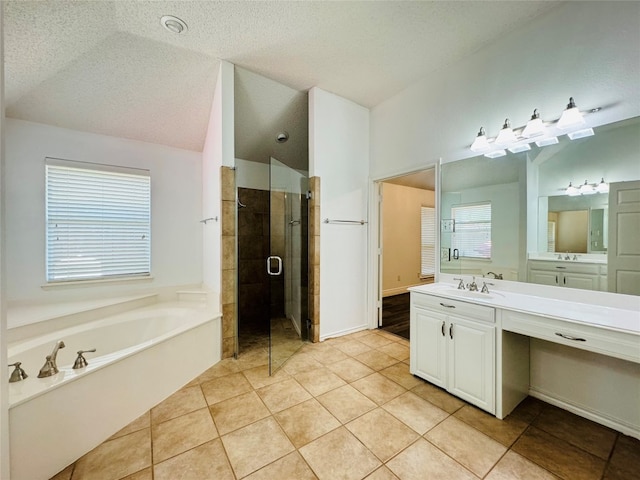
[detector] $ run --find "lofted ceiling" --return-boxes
[4,0,561,152]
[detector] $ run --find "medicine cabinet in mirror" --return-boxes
[440,115,640,295]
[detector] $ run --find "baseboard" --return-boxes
[529,387,640,440]
[320,324,369,342]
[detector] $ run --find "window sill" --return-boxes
[41,275,154,290]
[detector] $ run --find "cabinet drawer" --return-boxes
[411,292,495,323]
[528,261,600,275]
[502,310,640,364]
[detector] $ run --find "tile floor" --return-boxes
[51,329,640,480]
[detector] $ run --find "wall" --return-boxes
[370,2,640,179]
[556,210,588,253]
[309,88,370,340]
[4,119,202,306]
[381,182,435,296]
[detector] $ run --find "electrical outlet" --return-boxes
[441,248,450,261]
[441,219,455,232]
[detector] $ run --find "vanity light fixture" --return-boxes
[507,143,531,154]
[161,15,188,34]
[470,127,490,152]
[566,182,580,196]
[596,178,610,194]
[484,149,506,159]
[557,97,586,129]
[534,136,559,147]
[521,109,546,138]
[567,127,595,140]
[579,180,596,195]
[494,119,517,146]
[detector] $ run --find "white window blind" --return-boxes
[547,221,556,252]
[420,206,435,276]
[46,159,151,282]
[451,202,492,259]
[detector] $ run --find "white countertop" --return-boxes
[409,283,640,335]
[528,254,607,264]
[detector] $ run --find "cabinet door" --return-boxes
[528,269,558,286]
[447,316,495,414]
[562,272,599,290]
[411,306,447,388]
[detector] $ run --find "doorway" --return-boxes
[377,168,436,340]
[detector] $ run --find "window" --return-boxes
[420,206,435,277]
[451,202,492,259]
[46,158,151,282]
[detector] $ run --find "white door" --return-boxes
[411,306,447,388]
[447,315,495,414]
[608,180,640,295]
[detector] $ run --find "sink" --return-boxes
[437,288,505,301]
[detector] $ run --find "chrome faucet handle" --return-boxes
[8,362,28,383]
[37,355,58,378]
[557,253,563,260]
[453,277,465,290]
[73,349,97,369]
[481,282,494,294]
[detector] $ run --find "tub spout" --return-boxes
[38,340,65,378]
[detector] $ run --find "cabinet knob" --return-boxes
[449,324,454,339]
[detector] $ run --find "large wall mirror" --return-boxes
[440,115,640,295]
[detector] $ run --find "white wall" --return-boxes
[236,158,269,191]
[310,88,370,339]
[4,119,203,304]
[202,61,234,296]
[370,2,640,179]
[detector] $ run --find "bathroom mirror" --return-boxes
[440,115,640,294]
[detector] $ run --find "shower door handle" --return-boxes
[267,256,283,276]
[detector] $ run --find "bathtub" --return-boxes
[8,301,221,480]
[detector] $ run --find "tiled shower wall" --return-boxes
[220,167,237,358]
[309,177,320,343]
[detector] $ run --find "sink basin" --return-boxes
[438,289,504,301]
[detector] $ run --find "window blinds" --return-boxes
[451,202,492,259]
[420,206,436,276]
[45,159,151,282]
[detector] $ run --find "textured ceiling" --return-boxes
[4,1,560,152]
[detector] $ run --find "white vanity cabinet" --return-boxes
[410,292,495,414]
[527,260,604,291]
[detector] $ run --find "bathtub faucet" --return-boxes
[37,340,66,378]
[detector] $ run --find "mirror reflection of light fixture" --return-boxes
[557,97,586,129]
[508,143,531,154]
[579,180,596,195]
[470,127,490,152]
[535,136,559,147]
[567,128,595,140]
[596,178,609,194]
[494,119,517,146]
[566,182,580,196]
[521,109,546,138]
[484,149,506,158]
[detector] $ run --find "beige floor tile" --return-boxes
[282,352,324,375]
[377,342,410,361]
[532,405,617,459]
[375,330,407,343]
[150,385,207,424]
[605,434,640,479]
[485,451,559,479]
[109,411,150,440]
[454,404,528,446]
[210,390,270,434]
[73,429,151,480]
[317,384,377,423]
[275,398,341,448]
[508,396,546,424]
[333,339,372,356]
[257,378,312,413]
[197,358,241,383]
[305,345,350,365]
[153,439,234,480]
[294,367,346,396]
[222,417,295,478]
[512,426,606,480]
[50,464,73,480]
[382,391,449,435]
[351,372,406,405]
[358,333,394,348]
[346,408,419,462]
[122,467,152,480]
[244,451,318,480]
[242,364,291,389]
[386,438,476,480]
[425,416,507,477]
[365,466,400,480]
[379,362,422,389]
[326,357,374,382]
[152,408,218,463]
[201,371,253,405]
[236,348,269,370]
[355,350,399,371]
[410,381,465,413]
[299,427,381,480]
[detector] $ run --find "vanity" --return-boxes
[409,281,640,438]
[527,256,607,291]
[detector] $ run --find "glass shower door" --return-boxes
[267,157,308,374]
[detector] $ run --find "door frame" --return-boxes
[367,161,442,331]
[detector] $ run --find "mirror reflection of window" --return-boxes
[451,202,492,259]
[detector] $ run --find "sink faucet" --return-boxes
[38,340,65,378]
[485,271,503,280]
[481,281,494,294]
[564,252,571,260]
[467,276,479,291]
[453,278,466,290]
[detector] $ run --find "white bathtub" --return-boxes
[8,301,221,480]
